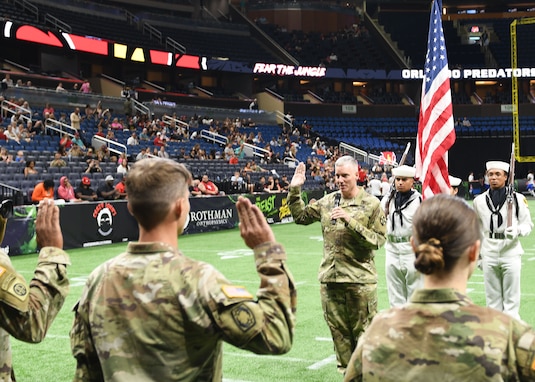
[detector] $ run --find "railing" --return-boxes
[162,114,189,136]
[142,22,162,44]
[13,0,38,22]
[275,110,292,127]
[0,183,24,206]
[339,142,370,164]
[44,13,72,33]
[1,100,32,124]
[165,37,186,54]
[44,118,78,137]
[242,142,269,159]
[91,135,127,157]
[200,129,228,146]
[132,99,150,116]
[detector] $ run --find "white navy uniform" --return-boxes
[380,175,422,307]
[473,164,533,319]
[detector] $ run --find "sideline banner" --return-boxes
[5,190,325,255]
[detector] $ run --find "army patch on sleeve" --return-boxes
[231,304,256,332]
[221,285,253,299]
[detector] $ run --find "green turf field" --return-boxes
[9,200,535,382]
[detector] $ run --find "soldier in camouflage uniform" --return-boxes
[345,194,535,382]
[288,156,386,374]
[0,199,70,382]
[70,158,296,381]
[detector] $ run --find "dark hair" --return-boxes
[43,179,54,190]
[413,194,480,275]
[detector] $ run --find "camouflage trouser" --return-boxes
[320,282,377,369]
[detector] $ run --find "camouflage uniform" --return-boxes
[288,187,386,370]
[473,189,533,319]
[380,190,423,307]
[0,247,70,382]
[70,241,296,381]
[344,288,535,382]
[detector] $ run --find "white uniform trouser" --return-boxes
[385,250,423,307]
[482,253,521,320]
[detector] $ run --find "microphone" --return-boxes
[331,193,341,225]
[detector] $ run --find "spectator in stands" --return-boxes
[84,148,95,164]
[157,146,169,159]
[266,176,281,193]
[98,175,120,200]
[223,143,234,160]
[279,175,290,191]
[1,73,13,88]
[15,79,23,87]
[59,134,73,152]
[189,178,202,197]
[75,177,98,201]
[153,132,166,147]
[381,174,391,199]
[0,128,7,141]
[42,103,55,120]
[71,132,86,150]
[117,158,130,174]
[69,144,84,158]
[24,160,38,177]
[14,150,25,163]
[31,179,54,203]
[105,130,117,142]
[6,124,20,144]
[56,82,66,93]
[462,117,472,127]
[0,148,12,163]
[80,79,91,94]
[57,176,80,202]
[139,128,150,141]
[95,126,105,138]
[95,100,104,119]
[251,176,267,193]
[50,152,67,168]
[198,174,220,196]
[85,159,103,174]
[228,152,239,165]
[96,146,110,162]
[135,147,148,161]
[70,107,81,130]
[27,120,43,136]
[230,171,245,193]
[110,118,124,130]
[127,132,139,146]
[114,175,127,199]
[249,98,258,110]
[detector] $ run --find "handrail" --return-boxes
[143,23,162,43]
[91,135,128,157]
[275,110,292,126]
[162,114,188,129]
[44,13,72,33]
[242,142,269,159]
[132,99,150,116]
[339,142,369,163]
[100,73,125,86]
[165,37,186,54]
[13,0,38,22]
[44,118,78,137]
[200,129,228,146]
[1,100,32,124]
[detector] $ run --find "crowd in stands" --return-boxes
[0,91,362,204]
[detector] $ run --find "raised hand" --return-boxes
[290,162,306,188]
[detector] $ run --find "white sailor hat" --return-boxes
[448,175,462,187]
[486,161,509,173]
[392,165,416,178]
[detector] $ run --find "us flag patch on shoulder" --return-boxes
[221,285,253,299]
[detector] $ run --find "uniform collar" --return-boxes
[126,241,177,255]
[410,288,471,305]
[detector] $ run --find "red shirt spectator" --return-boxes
[198,174,219,196]
[153,132,165,147]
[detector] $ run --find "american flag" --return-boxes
[415,0,456,199]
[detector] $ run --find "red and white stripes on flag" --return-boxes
[415,0,456,199]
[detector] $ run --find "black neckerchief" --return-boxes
[392,190,415,230]
[485,187,507,232]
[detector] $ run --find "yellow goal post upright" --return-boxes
[510,17,535,162]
